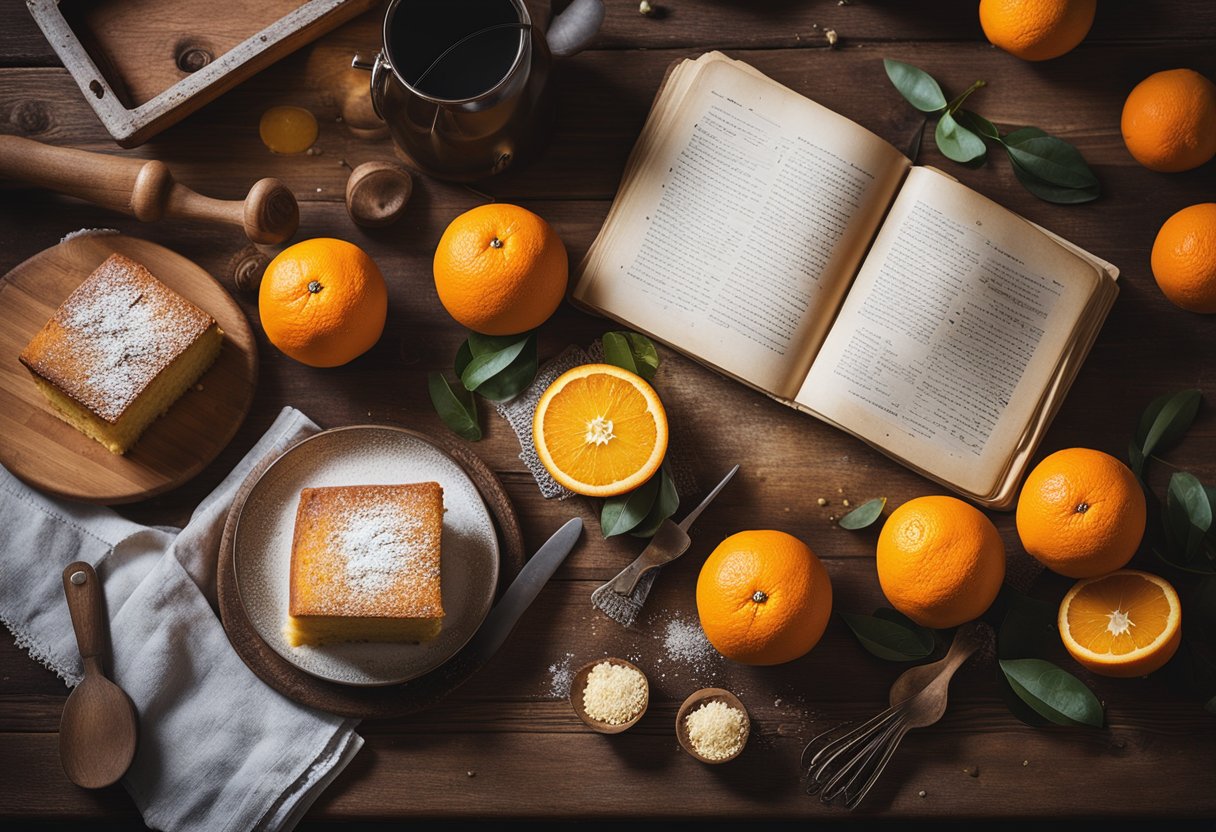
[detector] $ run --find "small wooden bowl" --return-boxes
[676,688,750,764]
[569,657,649,734]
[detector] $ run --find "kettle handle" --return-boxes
[546,0,604,58]
[351,52,392,120]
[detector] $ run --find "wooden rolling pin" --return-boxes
[0,135,299,244]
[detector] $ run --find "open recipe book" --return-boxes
[574,52,1119,509]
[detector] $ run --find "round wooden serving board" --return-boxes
[217,426,526,719]
[0,233,257,503]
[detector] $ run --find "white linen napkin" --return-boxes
[0,406,362,832]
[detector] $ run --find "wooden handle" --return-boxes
[0,135,298,244]
[0,134,171,221]
[62,561,105,665]
[937,621,987,681]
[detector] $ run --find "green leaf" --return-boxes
[454,339,474,377]
[601,331,639,375]
[603,331,660,381]
[944,79,986,115]
[474,333,538,402]
[840,610,935,662]
[623,332,660,381]
[467,332,527,356]
[883,59,948,114]
[1008,155,1100,204]
[629,465,680,538]
[1128,440,1147,478]
[956,109,1000,140]
[838,497,886,530]
[600,474,661,538]
[1136,389,1202,462]
[1166,472,1213,562]
[460,333,530,392]
[427,372,481,441]
[1002,126,1047,144]
[935,111,987,163]
[1002,134,1098,189]
[999,658,1104,728]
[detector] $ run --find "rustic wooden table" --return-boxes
[2,1,1215,824]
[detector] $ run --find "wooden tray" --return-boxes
[26,0,379,147]
[216,426,527,719]
[0,233,257,504]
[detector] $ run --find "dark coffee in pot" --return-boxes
[387,0,524,101]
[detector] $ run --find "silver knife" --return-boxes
[607,464,739,595]
[458,517,583,667]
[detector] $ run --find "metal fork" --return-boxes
[801,621,987,809]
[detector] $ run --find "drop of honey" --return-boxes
[259,106,318,154]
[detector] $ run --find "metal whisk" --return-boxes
[801,621,987,809]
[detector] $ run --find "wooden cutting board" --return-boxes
[0,233,257,503]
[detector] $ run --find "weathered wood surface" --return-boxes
[2,0,1215,824]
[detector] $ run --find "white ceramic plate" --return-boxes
[232,425,500,686]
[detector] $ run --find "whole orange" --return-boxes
[259,238,387,367]
[1121,69,1216,173]
[1151,203,1216,313]
[979,0,1096,62]
[695,530,832,666]
[876,496,1005,629]
[433,203,568,335]
[1016,448,1146,578]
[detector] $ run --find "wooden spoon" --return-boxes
[568,657,649,734]
[676,688,750,764]
[58,562,138,789]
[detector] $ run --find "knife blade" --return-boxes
[458,517,583,667]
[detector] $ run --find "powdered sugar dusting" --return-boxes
[663,617,718,667]
[29,254,212,421]
[326,495,436,595]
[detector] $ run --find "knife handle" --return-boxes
[609,559,650,596]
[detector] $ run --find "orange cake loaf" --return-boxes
[287,482,446,647]
[18,253,223,454]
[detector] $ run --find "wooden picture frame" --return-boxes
[26,0,379,148]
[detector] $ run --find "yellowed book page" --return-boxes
[573,54,910,400]
[796,166,1102,498]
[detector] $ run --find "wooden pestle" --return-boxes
[0,135,299,244]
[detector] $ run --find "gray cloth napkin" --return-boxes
[0,406,362,832]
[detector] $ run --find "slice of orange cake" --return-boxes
[18,253,223,454]
[286,482,445,647]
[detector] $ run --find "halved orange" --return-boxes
[532,363,668,497]
[1058,569,1182,678]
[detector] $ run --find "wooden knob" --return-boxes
[242,178,299,244]
[345,162,412,228]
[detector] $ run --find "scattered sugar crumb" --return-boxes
[547,652,575,698]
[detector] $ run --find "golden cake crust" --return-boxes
[289,483,445,622]
[19,253,216,424]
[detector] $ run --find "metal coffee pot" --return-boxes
[353,0,603,182]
